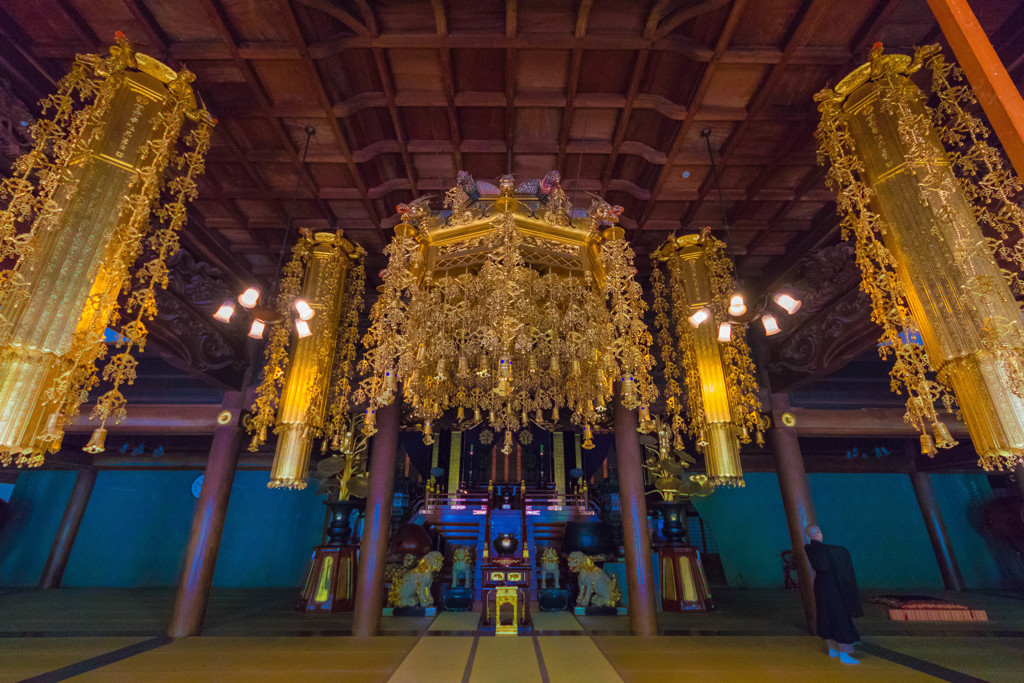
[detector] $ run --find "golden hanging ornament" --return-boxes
[0,33,213,467]
[652,230,766,487]
[816,43,1024,471]
[247,230,365,489]
[356,172,657,446]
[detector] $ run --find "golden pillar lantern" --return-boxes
[652,232,765,487]
[248,230,365,489]
[0,34,213,466]
[817,44,1024,470]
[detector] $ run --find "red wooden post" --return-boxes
[167,391,245,637]
[38,468,97,589]
[351,399,401,637]
[926,0,1024,178]
[613,387,658,636]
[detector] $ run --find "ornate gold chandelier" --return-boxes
[0,34,213,467]
[816,44,1024,471]
[356,172,657,452]
[651,230,767,487]
[245,229,365,489]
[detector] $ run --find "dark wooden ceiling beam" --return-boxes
[687,0,905,269]
[0,8,58,90]
[598,0,669,193]
[555,0,592,173]
[432,0,464,173]
[198,0,338,229]
[277,0,381,227]
[29,37,851,66]
[120,0,173,61]
[636,0,748,232]
[294,0,369,36]
[54,0,101,50]
[679,0,835,232]
[652,0,731,41]
[363,7,420,203]
[505,0,517,170]
[736,163,824,263]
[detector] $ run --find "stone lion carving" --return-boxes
[391,551,444,608]
[567,551,621,607]
[451,546,474,589]
[539,546,560,589]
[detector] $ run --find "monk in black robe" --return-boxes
[804,525,863,664]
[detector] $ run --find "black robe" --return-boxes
[805,540,862,644]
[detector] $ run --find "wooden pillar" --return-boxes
[167,391,245,637]
[613,387,658,636]
[352,399,401,637]
[38,467,97,589]
[926,0,1024,178]
[909,467,966,591]
[769,393,818,635]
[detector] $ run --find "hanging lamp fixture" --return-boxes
[695,128,802,338]
[212,126,320,340]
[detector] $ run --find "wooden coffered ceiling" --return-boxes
[1,0,1023,290]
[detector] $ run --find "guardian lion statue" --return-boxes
[392,551,444,608]
[567,551,621,608]
[539,546,560,588]
[451,546,474,589]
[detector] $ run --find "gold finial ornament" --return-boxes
[356,172,657,446]
[247,230,366,490]
[817,44,1024,471]
[0,33,214,467]
[651,230,766,487]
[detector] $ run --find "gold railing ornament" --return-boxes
[0,33,214,467]
[356,172,657,446]
[652,230,767,487]
[246,229,366,489]
[816,43,1024,471]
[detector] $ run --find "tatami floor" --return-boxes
[1,587,1023,682]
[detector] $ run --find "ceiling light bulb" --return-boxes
[688,307,711,327]
[718,321,732,342]
[774,292,801,315]
[728,294,746,316]
[248,319,266,339]
[294,299,315,321]
[213,300,235,323]
[295,319,312,338]
[762,313,781,336]
[238,287,260,309]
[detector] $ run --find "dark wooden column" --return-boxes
[769,393,818,635]
[926,0,1024,178]
[613,388,658,636]
[167,390,245,637]
[352,399,401,637]
[38,467,97,589]
[909,467,965,591]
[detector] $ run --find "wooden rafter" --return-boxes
[636,0,748,232]
[198,0,338,228]
[431,0,464,173]
[277,0,381,227]
[555,0,592,173]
